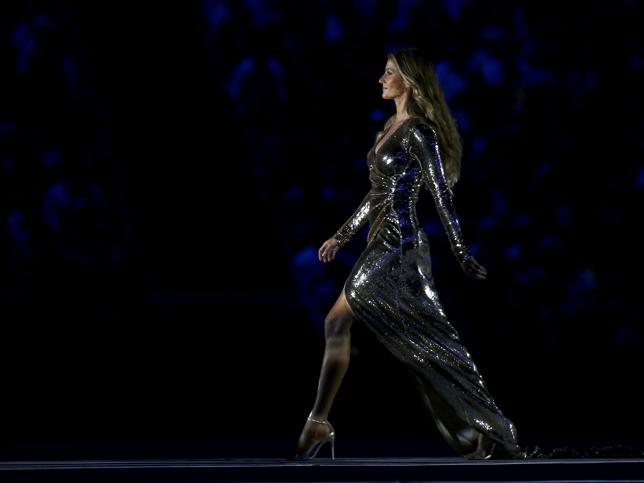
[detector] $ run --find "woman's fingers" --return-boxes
[478,263,487,277]
[319,238,340,263]
[473,263,486,277]
[320,243,338,263]
[470,270,485,280]
[319,242,330,263]
[475,265,487,279]
[464,258,487,279]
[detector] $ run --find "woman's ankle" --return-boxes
[308,410,329,421]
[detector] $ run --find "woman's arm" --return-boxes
[333,190,372,248]
[407,122,472,266]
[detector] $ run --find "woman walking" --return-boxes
[293,47,527,461]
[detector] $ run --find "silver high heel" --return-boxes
[464,437,497,460]
[294,413,336,460]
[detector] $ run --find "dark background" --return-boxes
[1,0,642,459]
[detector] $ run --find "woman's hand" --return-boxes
[460,255,488,280]
[319,237,340,263]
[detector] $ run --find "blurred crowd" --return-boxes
[2,1,642,354]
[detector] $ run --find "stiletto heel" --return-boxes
[464,436,496,460]
[293,413,336,460]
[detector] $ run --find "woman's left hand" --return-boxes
[460,256,487,280]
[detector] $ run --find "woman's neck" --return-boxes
[393,94,411,121]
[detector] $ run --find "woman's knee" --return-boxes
[324,310,353,338]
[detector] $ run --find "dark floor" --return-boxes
[2,455,644,482]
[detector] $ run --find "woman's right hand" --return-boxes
[319,237,341,263]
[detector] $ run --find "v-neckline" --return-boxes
[373,117,414,156]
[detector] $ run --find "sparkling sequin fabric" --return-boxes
[333,116,525,459]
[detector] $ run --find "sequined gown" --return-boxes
[333,116,524,459]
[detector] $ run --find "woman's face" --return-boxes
[379,58,408,100]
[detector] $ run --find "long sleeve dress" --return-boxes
[332,116,526,459]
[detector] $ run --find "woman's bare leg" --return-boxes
[296,289,355,453]
[310,289,355,419]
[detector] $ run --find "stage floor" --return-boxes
[2,456,644,482]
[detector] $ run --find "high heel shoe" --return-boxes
[464,443,495,460]
[463,433,496,460]
[293,413,336,460]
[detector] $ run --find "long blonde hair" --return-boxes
[376,47,463,188]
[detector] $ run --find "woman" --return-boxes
[293,47,527,461]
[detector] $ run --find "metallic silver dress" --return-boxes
[333,116,525,459]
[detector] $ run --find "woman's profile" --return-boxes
[292,46,523,461]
